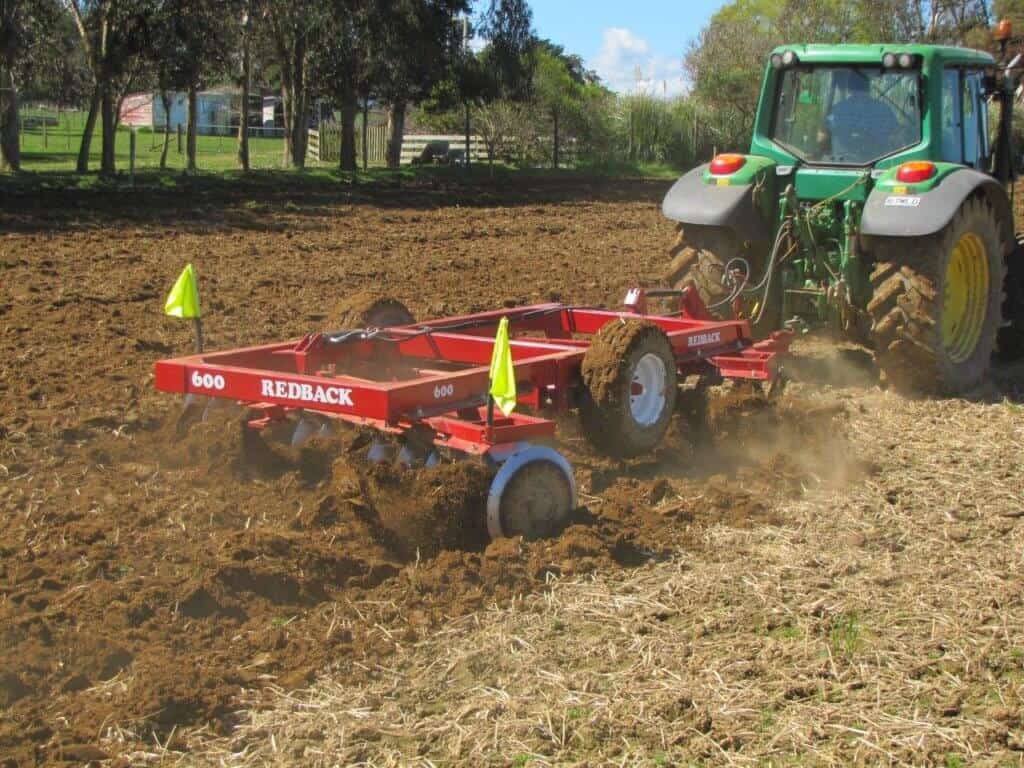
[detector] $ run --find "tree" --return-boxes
[479,0,534,100]
[532,46,579,168]
[475,98,518,174]
[67,0,153,175]
[263,0,326,169]
[0,0,26,171]
[311,0,373,172]
[147,0,242,173]
[236,2,252,171]
[21,6,90,109]
[367,0,470,168]
[1,0,59,171]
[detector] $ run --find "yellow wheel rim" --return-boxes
[941,232,990,364]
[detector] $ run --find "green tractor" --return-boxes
[662,31,1024,394]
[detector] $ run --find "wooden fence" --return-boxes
[399,134,489,165]
[307,128,577,167]
[310,123,387,165]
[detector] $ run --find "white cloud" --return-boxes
[592,27,685,98]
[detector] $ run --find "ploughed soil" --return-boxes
[0,176,860,765]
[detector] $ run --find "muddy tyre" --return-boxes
[337,294,415,329]
[665,224,782,337]
[579,321,677,458]
[867,197,1006,395]
[486,447,577,541]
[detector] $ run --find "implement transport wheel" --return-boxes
[665,224,782,338]
[337,293,415,329]
[867,197,1006,395]
[486,446,577,540]
[580,320,678,458]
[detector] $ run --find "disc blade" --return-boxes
[290,416,318,448]
[366,439,394,463]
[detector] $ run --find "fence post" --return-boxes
[129,128,136,185]
[464,103,471,171]
[362,97,369,171]
[177,123,183,154]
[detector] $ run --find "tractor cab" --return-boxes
[662,32,1024,395]
[752,45,999,177]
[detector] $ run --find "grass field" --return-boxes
[10,107,681,180]
[15,108,300,172]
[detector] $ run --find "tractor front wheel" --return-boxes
[867,197,1006,395]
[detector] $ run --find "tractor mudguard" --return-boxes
[661,163,771,242]
[861,167,1013,244]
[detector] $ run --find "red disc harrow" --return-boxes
[154,287,791,540]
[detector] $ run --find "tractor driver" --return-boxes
[822,69,900,162]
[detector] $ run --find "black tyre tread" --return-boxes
[664,224,781,336]
[579,320,677,458]
[867,196,1006,395]
[997,234,1024,360]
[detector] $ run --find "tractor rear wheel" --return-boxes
[665,224,782,337]
[579,320,677,458]
[997,235,1024,360]
[867,197,1006,395]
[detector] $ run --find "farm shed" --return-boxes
[119,88,236,134]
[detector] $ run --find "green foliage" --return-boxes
[480,0,535,100]
[617,92,712,166]
[829,611,862,660]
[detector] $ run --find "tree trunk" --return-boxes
[340,87,357,172]
[237,26,251,171]
[159,90,171,169]
[385,101,405,169]
[77,85,101,173]
[279,49,308,168]
[100,84,116,175]
[552,109,559,170]
[0,64,20,172]
[464,102,471,170]
[291,94,308,168]
[291,52,308,168]
[187,83,198,172]
[280,82,291,166]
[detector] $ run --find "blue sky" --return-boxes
[528,1,727,96]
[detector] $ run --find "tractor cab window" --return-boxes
[963,71,989,169]
[941,69,963,162]
[941,68,990,169]
[770,65,921,165]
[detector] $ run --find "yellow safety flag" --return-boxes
[488,316,517,416]
[164,263,201,319]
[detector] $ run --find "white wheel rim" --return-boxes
[629,353,668,427]
[486,446,577,540]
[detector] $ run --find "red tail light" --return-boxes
[709,154,746,176]
[896,161,936,183]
